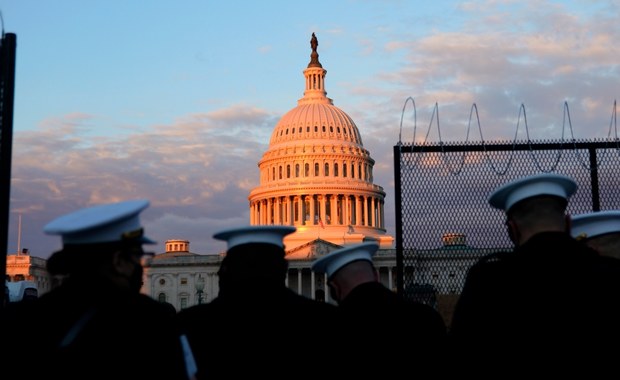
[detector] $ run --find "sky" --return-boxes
[1,0,618,259]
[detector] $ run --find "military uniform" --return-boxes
[1,200,189,380]
[449,174,620,374]
[177,226,337,380]
[312,242,447,377]
[2,277,189,379]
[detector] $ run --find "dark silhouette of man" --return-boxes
[1,200,190,380]
[450,173,620,374]
[312,242,447,377]
[177,225,337,380]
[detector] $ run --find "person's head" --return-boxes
[213,225,296,290]
[311,242,379,303]
[43,199,156,292]
[488,173,577,246]
[571,210,620,259]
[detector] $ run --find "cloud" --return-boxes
[8,105,276,256]
[7,0,619,259]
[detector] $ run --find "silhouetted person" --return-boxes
[177,225,337,380]
[312,242,447,377]
[450,173,620,373]
[0,200,190,380]
[571,210,620,260]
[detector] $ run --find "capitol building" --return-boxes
[142,33,396,309]
[6,35,481,323]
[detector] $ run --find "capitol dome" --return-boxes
[248,33,394,253]
[269,100,363,147]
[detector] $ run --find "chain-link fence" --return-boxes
[393,139,620,327]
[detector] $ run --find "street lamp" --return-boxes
[195,275,205,305]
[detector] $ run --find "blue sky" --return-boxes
[2,0,618,258]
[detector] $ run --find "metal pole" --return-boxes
[0,33,17,309]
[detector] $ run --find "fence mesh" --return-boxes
[393,138,620,327]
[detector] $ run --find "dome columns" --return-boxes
[250,192,385,230]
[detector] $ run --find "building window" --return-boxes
[314,163,319,176]
[343,162,347,177]
[159,278,166,285]
[295,164,300,177]
[324,163,329,176]
[287,165,291,178]
[158,293,166,302]
[272,167,275,181]
[279,166,283,179]
[305,163,310,177]
[180,278,188,285]
[334,163,339,177]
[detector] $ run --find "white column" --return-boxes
[363,196,369,226]
[355,196,362,226]
[320,195,326,225]
[301,195,307,225]
[330,195,337,225]
[324,275,330,303]
[310,195,316,225]
[249,202,254,224]
[371,197,376,227]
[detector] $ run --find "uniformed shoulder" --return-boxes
[475,250,514,266]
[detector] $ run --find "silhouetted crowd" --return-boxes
[2,173,620,379]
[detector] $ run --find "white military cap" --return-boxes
[213,225,296,250]
[571,210,620,240]
[43,199,156,245]
[311,242,379,279]
[488,173,577,212]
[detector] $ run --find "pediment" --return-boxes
[285,238,342,260]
